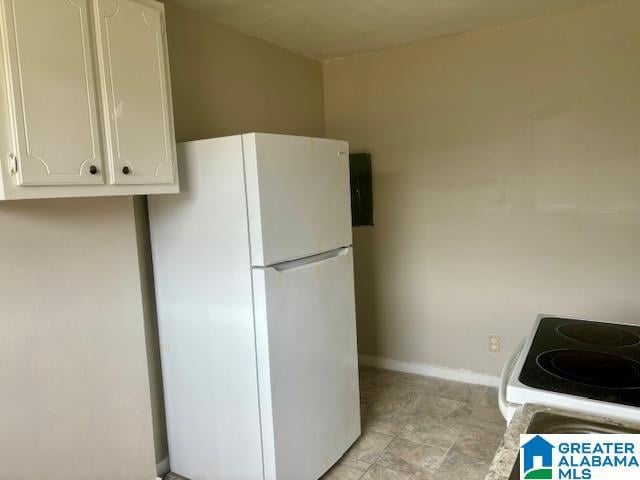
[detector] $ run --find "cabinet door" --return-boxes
[94,0,176,185]
[1,0,106,185]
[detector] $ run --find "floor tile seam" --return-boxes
[446,430,503,465]
[378,431,453,478]
[396,428,462,452]
[370,425,403,470]
[429,426,466,477]
[357,459,375,480]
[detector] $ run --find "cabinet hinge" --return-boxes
[8,152,17,175]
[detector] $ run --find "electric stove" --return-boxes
[502,315,640,423]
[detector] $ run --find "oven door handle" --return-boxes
[499,337,526,422]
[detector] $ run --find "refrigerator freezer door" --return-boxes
[243,133,353,266]
[252,247,361,480]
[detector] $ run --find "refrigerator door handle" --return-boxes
[267,247,351,272]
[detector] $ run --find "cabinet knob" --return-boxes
[89,165,98,175]
[122,166,131,175]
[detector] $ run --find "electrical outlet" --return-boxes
[489,334,502,353]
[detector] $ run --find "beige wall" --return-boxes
[162,0,325,142]
[7,2,637,478]
[324,0,640,376]
[0,197,156,480]
[0,2,325,478]
[140,0,327,468]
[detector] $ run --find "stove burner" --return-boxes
[557,322,640,347]
[537,349,640,389]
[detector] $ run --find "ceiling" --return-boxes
[170,0,610,60]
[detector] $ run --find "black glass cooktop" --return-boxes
[519,317,640,407]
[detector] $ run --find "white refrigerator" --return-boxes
[148,133,361,480]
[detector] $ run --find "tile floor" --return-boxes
[165,367,506,480]
[321,367,506,480]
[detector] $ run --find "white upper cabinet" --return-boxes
[0,0,178,200]
[94,0,175,186]
[2,0,105,186]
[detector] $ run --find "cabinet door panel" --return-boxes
[1,0,105,185]
[94,0,176,185]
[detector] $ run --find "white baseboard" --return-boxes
[359,354,500,388]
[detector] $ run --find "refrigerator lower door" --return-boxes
[252,247,361,480]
